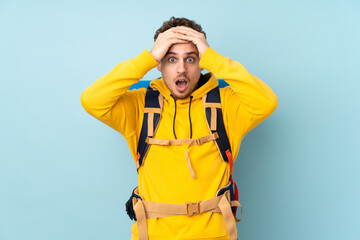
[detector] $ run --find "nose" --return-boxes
[177,59,186,74]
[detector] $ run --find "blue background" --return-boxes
[1,0,359,239]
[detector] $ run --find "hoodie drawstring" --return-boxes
[170,94,178,139]
[189,96,193,139]
[170,95,194,139]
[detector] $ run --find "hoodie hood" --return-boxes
[149,72,218,103]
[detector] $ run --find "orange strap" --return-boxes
[144,108,162,114]
[133,192,241,240]
[218,194,239,240]
[203,97,222,131]
[147,133,219,178]
[133,199,149,240]
[146,133,218,146]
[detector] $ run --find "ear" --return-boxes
[157,62,162,72]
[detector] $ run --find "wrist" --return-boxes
[149,49,160,62]
[199,47,224,73]
[199,46,210,58]
[133,49,159,75]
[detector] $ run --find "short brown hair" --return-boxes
[154,17,206,41]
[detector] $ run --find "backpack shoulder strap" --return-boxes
[204,86,240,219]
[203,86,234,174]
[136,87,163,169]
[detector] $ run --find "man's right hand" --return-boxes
[150,28,189,63]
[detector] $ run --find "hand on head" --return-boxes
[150,26,210,62]
[171,26,209,58]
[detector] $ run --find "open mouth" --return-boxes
[175,79,188,92]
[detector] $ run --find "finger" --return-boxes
[173,26,203,37]
[169,38,190,44]
[160,32,187,42]
[172,30,202,40]
[157,28,180,40]
[173,33,197,43]
[165,33,192,42]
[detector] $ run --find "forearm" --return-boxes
[80,49,158,135]
[81,49,157,115]
[200,47,278,117]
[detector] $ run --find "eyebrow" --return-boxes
[165,51,198,56]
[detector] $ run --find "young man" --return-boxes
[81,17,278,240]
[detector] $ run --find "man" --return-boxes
[81,17,278,240]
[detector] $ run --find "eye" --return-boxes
[186,57,195,63]
[168,57,176,63]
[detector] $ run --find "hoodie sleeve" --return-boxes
[80,49,158,138]
[199,47,278,141]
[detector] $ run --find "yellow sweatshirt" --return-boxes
[81,47,278,240]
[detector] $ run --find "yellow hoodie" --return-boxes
[81,47,278,240]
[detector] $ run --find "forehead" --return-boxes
[167,42,199,55]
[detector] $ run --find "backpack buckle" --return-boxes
[186,201,201,216]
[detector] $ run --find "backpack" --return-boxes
[126,82,242,240]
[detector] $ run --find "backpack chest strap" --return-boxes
[146,132,218,146]
[147,133,219,178]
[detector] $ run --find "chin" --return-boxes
[173,92,190,100]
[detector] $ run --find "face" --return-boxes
[157,42,202,99]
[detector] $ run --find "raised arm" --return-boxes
[172,26,278,140]
[80,50,157,137]
[81,28,190,138]
[200,48,278,140]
